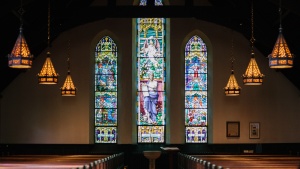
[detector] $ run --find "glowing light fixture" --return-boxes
[224,37,241,96]
[61,42,76,96]
[242,1,264,85]
[37,0,58,84]
[8,1,33,68]
[268,0,294,68]
[225,70,241,96]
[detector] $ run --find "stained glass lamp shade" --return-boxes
[225,70,241,96]
[61,71,76,96]
[8,27,33,68]
[268,29,294,68]
[242,53,264,85]
[37,51,58,84]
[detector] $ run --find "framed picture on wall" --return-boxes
[226,121,240,137]
[249,122,260,139]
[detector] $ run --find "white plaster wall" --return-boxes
[1,17,300,144]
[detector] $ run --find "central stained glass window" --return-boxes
[136,17,166,143]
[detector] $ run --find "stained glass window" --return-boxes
[95,36,118,143]
[185,35,208,143]
[139,0,163,6]
[136,17,166,143]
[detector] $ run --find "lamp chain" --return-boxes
[18,0,24,27]
[279,0,282,31]
[230,33,235,72]
[47,0,51,48]
[250,0,255,53]
[67,40,71,72]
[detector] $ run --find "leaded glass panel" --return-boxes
[136,17,166,143]
[95,127,117,143]
[185,35,208,143]
[185,127,207,143]
[138,126,165,143]
[95,36,118,143]
[185,109,207,126]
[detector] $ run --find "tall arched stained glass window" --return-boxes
[185,35,208,143]
[136,1,165,144]
[95,36,118,143]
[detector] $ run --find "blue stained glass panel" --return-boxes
[95,57,117,75]
[139,0,147,6]
[139,0,163,6]
[185,109,207,126]
[95,75,117,92]
[95,109,117,126]
[95,127,117,143]
[185,57,207,74]
[185,35,207,143]
[155,0,163,6]
[137,91,165,125]
[185,73,207,91]
[95,36,118,143]
[185,127,207,143]
[185,91,207,109]
[95,92,117,109]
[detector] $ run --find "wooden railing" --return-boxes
[178,153,224,169]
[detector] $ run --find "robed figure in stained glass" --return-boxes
[143,71,159,123]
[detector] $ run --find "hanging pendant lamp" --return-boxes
[61,68,76,96]
[38,51,58,84]
[61,70,76,96]
[37,0,58,84]
[243,53,264,85]
[225,70,241,96]
[268,0,294,68]
[61,42,76,96]
[8,2,33,68]
[242,0,264,85]
[224,38,241,96]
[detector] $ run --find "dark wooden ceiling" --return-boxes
[1,0,300,93]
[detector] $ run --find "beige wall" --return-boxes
[1,18,300,144]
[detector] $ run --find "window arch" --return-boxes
[94,36,118,143]
[184,35,208,143]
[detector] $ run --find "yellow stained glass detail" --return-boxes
[38,52,59,84]
[8,28,33,68]
[243,54,264,85]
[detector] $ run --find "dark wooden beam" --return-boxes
[58,5,233,19]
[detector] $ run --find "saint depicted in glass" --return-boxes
[136,16,165,143]
[95,36,118,143]
[185,35,208,143]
